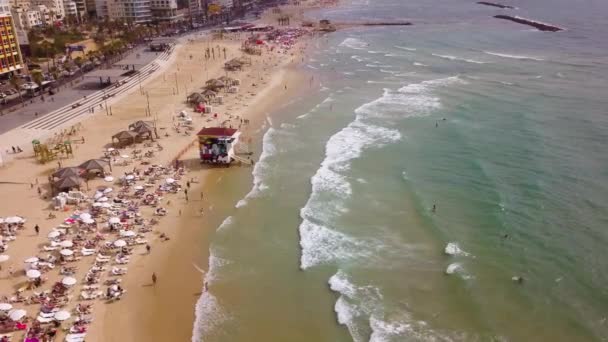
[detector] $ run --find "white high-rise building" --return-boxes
[107,0,151,24]
[63,0,76,16]
[150,0,180,21]
[31,0,65,20]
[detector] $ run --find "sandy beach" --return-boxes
[0,9,317,340]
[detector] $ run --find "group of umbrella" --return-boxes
[51,121,160,194]
[111,120,159,148]
[187,76,240,105]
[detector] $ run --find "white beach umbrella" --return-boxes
[61,276,77,286]
[121,155,130,159]
[134,185,144,190]
[165,178,175,184]
[82,218,95,224]
[101,203,112,208]
[109,217,121,224]
[0,303,12,311]
[0,255,9,263]
[92,202,103,207]
[125,175,135,181]
[107,148,115,152]
[0,218,4,224]
[4,216,23,224]
[104,176,115,182]
[60,249,74,256]
[8,309,26,321]
[26,269,41,279]
[79,213,92,220]
[113,240,127,247]
[47,231,61,239]
[53,310,71,321]
[103,187,113,194]
[59,240,73,248]
[98,197,109,202]
[94,192,103,199]
[120,230,136,237]
[24,257,39,263]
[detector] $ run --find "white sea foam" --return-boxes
[444,242,470,256]
[445,262,462,275]
[299,77,462,269]
[484,51,544,61]
[365,63,394,68]
[384,53,408,58]
[306,65,318,70]
[413,62,428,67]
[237,127,278,207]
[394,45,417,51]
[330,271,455,342]
[217,216,234,230]
[191,251,233,342]
[340,37,368,50]
[191,292,231,342]
[368,50,388,54]
[431,53,488,64]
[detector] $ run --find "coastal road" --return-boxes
[0,46,174,154]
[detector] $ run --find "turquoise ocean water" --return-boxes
[193,0,608,340]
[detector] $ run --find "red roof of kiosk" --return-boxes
[197,127,237,137]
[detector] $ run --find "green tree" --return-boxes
[74,56,84,70]
[32,71,44,97]
[9,76,24,106]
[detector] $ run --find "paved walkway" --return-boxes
[0,46,159,135]
[0,44,176,160]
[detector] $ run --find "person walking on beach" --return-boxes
[34,224,39,235]
[146,244,151,254]
[432,204,436,213]
[152,273,157,285]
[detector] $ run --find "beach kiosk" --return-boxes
[197,127,240,165]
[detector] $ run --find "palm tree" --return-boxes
[9,76,24,106]
[32,71,44,98]
[74,56,84,72]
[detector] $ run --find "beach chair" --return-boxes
[80,248,96,256]
[65,333,86,342]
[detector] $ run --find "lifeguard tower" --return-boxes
[196,127,240,165]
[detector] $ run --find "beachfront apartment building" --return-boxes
[72,0,86,17]
[150,0,181,21]
[30,0,65,20]
[94,0,106,17]
[106,0,152,24]
[11,7,43,28]
[63,0,77,16]
[0,14,25,76]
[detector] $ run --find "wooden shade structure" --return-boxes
[112,130,138,146]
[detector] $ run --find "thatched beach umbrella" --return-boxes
[187,92,205,104]
[54,176,82,191]
[79,159,109,173]
[205,79,225,90]
[112,130,138,146]
[129,120,158,139]
[202,89,217,98]
[52,167,82,180]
